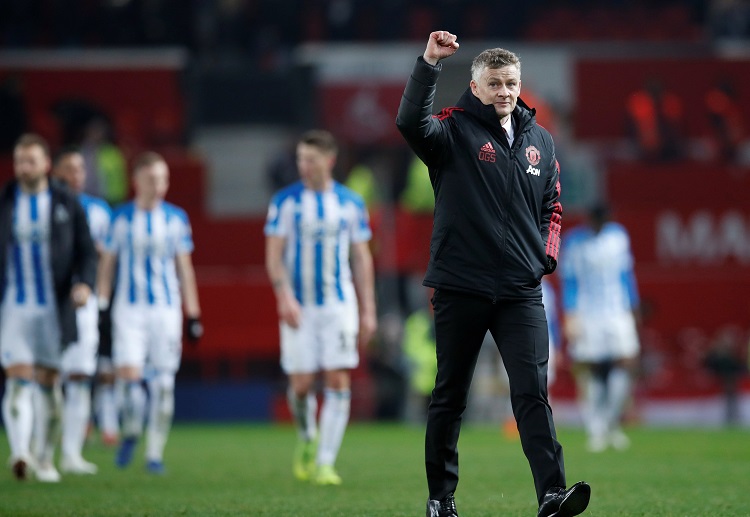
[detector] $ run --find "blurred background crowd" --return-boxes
[1,0,749,427]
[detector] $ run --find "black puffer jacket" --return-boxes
[396,57,562,301]
[0,179,97,345]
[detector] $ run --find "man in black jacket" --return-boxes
[0,133,97,482]
[396,31,590,517]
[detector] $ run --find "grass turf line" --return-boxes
[1,424,749,516]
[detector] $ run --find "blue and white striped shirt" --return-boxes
[264,181,372,307]
[560,222,639,316]
[4,187,54,307]
[105,201,193,308]
[79,193,111,248]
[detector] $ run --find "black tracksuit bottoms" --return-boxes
[425,288,566,504]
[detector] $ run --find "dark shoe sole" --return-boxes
[551,481,591,517]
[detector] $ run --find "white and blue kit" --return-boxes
[61,193,111,376]
[264,181,372,374]
[105,201,193,373]
[0,188,59,368]
[560,222,640,362]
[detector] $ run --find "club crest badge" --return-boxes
[525,145,541,166]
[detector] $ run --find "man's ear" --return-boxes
[470,80,478,96]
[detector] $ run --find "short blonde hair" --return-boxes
[15,133,51,158]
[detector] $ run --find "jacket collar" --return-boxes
[455,88,536,133]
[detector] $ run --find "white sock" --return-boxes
[317,389,351,467]
[117,379,146,438]
[583,375,608,440]
[145,373,174,463]
[33,383,63,465]
[94,383,120,437]
[607,367,632,431]
[62,380,91,460]
[287,389,318,442]
[2,378,34,460]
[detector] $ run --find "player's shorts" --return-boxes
[568,311,639,363]
[112,303,182,373]
[0,302,61,369]
[61,297,99,376]
[280,302,359,374]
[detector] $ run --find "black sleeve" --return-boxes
[72,197,97,290]
[395,57,450,168]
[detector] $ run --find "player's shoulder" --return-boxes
[79,193,112,214]
[111,201,136,220]
[272,181,305,205]
[161,201,190,222]
[332,181,367,208]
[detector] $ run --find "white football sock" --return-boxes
[94,383,120,437]
[33,383,63,465]
[317,389,351,467]
[2,378,34,460]
[117,379,146,438]
[145,373,174,462]
[62,380,92,459]
[607,367,632,431]
[583,374,608,440]
[287,388,318,442]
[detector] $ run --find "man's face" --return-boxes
[470,65,521,123]
[53,153,86,193]
[134,161,169,202]
[296,143,334,190]
[14,144,50,188]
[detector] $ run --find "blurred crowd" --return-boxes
[3,1,743,66]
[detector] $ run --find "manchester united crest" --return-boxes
[525,145,541,166]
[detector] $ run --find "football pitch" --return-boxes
[1,423,749,516]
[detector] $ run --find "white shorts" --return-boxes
[61,297,99,376]
[569,312,639,363]
[112,303,182,373]
[0,302,61,369]
[280,303,359,374]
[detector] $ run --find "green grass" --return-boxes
[1,423,749,516]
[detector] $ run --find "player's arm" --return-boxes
[176,253,201,319]
[96,251,117,306]
[176,252,203,343]
[265,234,301,329]
[351,241,377,347]
[71,197,97,307]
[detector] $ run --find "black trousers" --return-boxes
[425,289,566,504]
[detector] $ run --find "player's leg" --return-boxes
[280,307,318,481]
[288,372,317,481]
[315,369,351,485]
[31,309,65,482]
[314,303,359,485]
[60,303,99,474]
[143,307,182,474]
[93,359,119,446]
[32,366,63,482]
[2,365,35,480]
[112,305,147,468]
[605,315,640,449]
[570,317,610,452]
[582,361,611,452]
[1,307,37,480]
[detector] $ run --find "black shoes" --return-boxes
[537,481,591,517]
[426,493,459,517]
